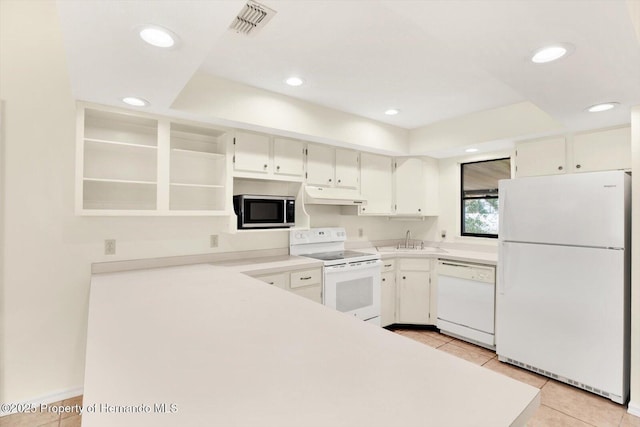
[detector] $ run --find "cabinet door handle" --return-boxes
[300,276,312,280]
[384,264,392,268]
[558,166,563,171]
[267,281,274,285]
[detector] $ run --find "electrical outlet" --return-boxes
[441,230,447,239]
[210,234,218,248]
[104,239,116,255]
[358,228,364,238]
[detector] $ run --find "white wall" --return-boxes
[172,72,410,156]
[307,205,438,243]
[409,102,560,156]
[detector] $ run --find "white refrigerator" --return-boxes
[496,170,630,404]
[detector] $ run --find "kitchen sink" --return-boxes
[378,246,447,254]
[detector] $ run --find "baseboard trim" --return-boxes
[628,401,640,417]
[0,387,84,416]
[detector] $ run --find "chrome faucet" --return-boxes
[405,229,411,248]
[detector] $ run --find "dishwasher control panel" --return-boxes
[437,260,495,284]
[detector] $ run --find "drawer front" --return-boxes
[381,259,395,273]
[290,268,322,289]
[399,258,431,271]
[255,273,287,289]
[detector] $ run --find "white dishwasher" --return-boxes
[437,260,496,349]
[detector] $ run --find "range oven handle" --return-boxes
[324,259,382,273]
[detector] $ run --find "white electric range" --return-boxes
[290,228,382,325]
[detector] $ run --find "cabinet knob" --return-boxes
[328,178,332,182]
[402,276,406,280]
[418,208,421,212]
[263,164,268,169]
[382,278,386,282]
[338,179,341,183]
[576,164,581,169]
[362,207,366,211]
[276,165,280,170]
[558,166,563,171]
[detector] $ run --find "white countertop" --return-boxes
[83,263,538,427]
[372,246,497,265]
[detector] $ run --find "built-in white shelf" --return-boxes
[171,148,224,159]
[77,103,232,216]
[170,182,224,188]
[84,178,157,185]
[84,138,158,150]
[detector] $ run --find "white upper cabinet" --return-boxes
[233,131,270,174]
[233,133,305,181]
[571,126,631,173]
[515,126,631,178]
[394,158,426,215]
[514,137,567,178]
[306,144,335,186]
[334,148,359,189]
[273,137,305,177]
[307,144,360,189]
[359,152,393,215]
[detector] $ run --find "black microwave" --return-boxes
[233,195,295,229]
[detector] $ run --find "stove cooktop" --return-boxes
[303,250,378,262]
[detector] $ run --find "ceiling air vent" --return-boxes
[229,1,276,36]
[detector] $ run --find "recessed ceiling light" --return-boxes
[139,25,176,48]
[385,109,399,116]
[531,45,568,63]
[587,102,619,112]
[122,97,149,107]
[465,148,479,153]
[285,77,304,87]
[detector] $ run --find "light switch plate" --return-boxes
[210,234,218,248]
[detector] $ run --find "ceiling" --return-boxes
[57,0,640,149]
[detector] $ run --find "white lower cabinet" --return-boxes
[380,260,396,327]
[397,258,431,325]
[251,267,322,304]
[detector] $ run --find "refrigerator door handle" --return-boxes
[501,188,508,239]
[498,242,508,295]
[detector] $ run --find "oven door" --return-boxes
[323,260,381,322]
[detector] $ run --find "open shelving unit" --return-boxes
[76,104,232,216]
[169,123,227,213]
[80,108,158,213]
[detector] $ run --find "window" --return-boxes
[461,158,511,238]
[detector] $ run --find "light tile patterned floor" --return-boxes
[393,327,640,427]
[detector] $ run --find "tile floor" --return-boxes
[2,329,638,426]
[393,327,640,427]
[0,395,82,427]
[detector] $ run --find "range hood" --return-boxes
[304,186,367,206]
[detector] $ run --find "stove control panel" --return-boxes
[290,227,347,245]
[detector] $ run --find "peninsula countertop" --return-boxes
[83,263,538,427]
